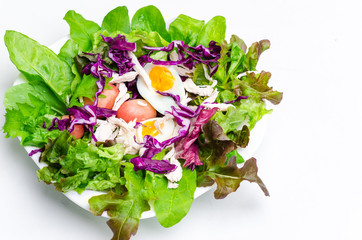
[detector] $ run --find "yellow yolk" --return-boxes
[149,66,175,92]
[142,120,164,138]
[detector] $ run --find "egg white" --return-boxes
[136,116,178,143]
[136,64,186,115]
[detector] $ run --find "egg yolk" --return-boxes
[142,120,164,138]
[149,66,175,92]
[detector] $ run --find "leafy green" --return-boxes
[38,131,125,193]
[235,71,283,105]
[126,29,169,57]
[101,6,131,34]
[3,82,67,147]
[217,90,237,103]
[241,40,270,72]
[4,30,73,103]
[131,5,170,42]
[64,10,101,52]
[58,39,79,67]
[152,168,197,228]
[226,43,246,82]
[213,99,271,131]
[89,163,154,240]
[225,149,244,164]
[169,14,205,46]
[197,16,226,47]
[69,74,99,107]
[197,120,269,199]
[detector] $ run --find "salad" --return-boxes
[3,5,282,240]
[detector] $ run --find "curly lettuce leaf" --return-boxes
[236,71,283,105]
[197,120,269,198]
[38,131,125,193]
[241,40,270,72]
[213,99,271,131]
[101,6,131,34]
[4,30,73,103]
[3,82,67,147]
[213,157,269,199]
[89,163,154,240]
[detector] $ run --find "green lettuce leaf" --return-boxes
[58,39,79,67]
[38,131,125,193]
[197,16,226,46]
[131,5,170,42]
[4,30,73,103]
[101,6,131,34]
[89,163,154,240]
[151,168,197,228]
[169,14,205,46]
[3,82,67,147]
[236,71,283,105]
[213,98,271,131]
[64,10,101,52]
[69,74,99,107]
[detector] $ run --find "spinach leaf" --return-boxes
[102,6,131,34]
[64,10,101,52]
[4,31,73,103]
[152,169,197,228]
[169,14,204,46]
[131,5,170,42]
[197,16,226,47]
[69,74,99,107]
[58,39,79,67]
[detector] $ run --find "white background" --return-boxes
[1,0,362,239]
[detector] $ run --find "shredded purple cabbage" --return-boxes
[47,117,70,131]
[29,147,44,157]
[96,107,117,118]
[139,40,221,76]
[101,35,136,76]
[130,157,177,174]
[223,95,248,104]
[126,79,141,99]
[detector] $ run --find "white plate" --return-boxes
[17,36,268,219]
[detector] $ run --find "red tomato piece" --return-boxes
[61,115,84,139]
[116,99,157,123]
[83,84,119,109]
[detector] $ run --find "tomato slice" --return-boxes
[116,99,157,123]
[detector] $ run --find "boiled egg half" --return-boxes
[137,64,186,114]
[136,116,178,143]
